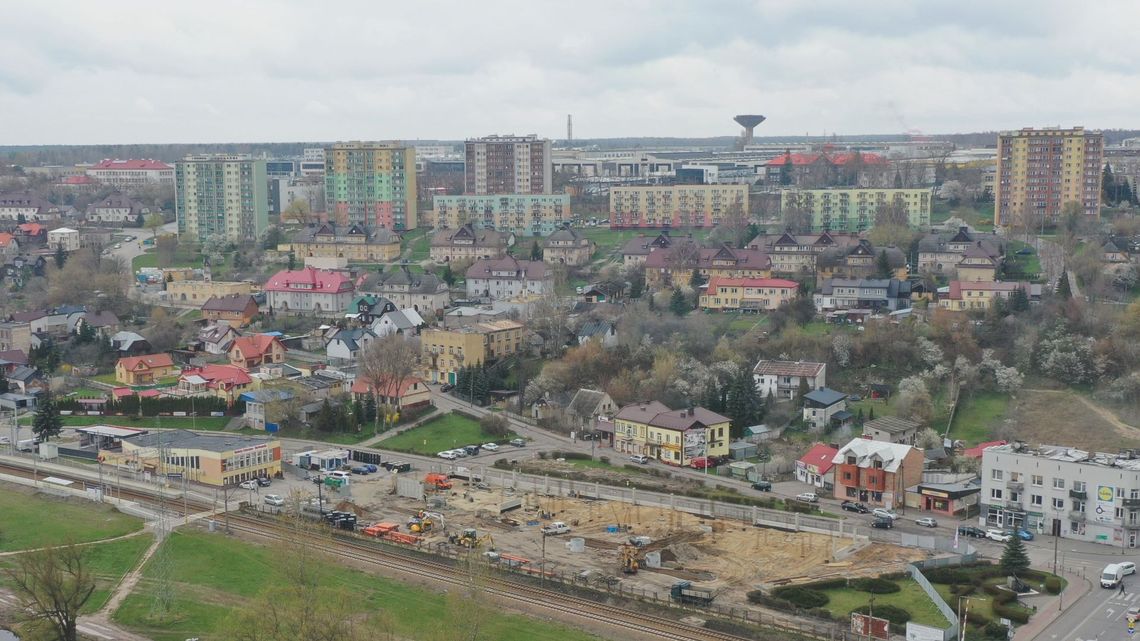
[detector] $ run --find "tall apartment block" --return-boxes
[324,142,417,230]
[609,184,749,229]
[464,134,552,195]
[994,127,1103,227]
[175,154,268,244]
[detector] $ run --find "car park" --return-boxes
[509,438,526,447]
[871,508,897,521]
[841,500,869,513]
[264,494,285,506]
[871,519,893,529]
[986,528,1012,542]
[796,492,818,503]
[957,525,987,538]
[751,480,772,491]
[915,517,938,528]
[256,476,272,487]
[629,454,650,464]
[482,442,500,451]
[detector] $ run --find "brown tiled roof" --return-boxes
[201,294,257,313]
[752,360,826,377]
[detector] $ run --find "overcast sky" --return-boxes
[1,0,1137,145]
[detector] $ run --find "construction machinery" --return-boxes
[671,581,716,606]
[449,527,495,550]
[424,473,453,490]
[619,544,640,574]
[408,510,445,534]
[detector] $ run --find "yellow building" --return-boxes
[609,184,748,228]
[644,242,773,289]
[166,280,253,305]
[780,188,932,232]
[101,430,281,487]
[938,281,1028,312]
[542,227,595,266]
[421,319,525,384]
[994,127,1103,227]
[115,354,177,386]
[613,402,730,465]
[278,223,401,263]
[699,277,799,312]
[431,194,571,235]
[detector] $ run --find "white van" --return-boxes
[1102,563,1125,588]
[328,471,351,482]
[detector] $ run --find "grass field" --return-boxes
[947,392,1011,444]
[1005,240,1043,281]
[820,579,950,628]
[381,411,517,455]
[403,228,431,262]
[271,425,377,445]
[113,530,606,641]
[23,415,234,431]
[131,243,209,271]
[0,491,144,552]
[1010,390,1140,451]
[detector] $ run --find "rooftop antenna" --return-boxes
[733,114,766,149]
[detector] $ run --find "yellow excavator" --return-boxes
[449,527,495,550]
[408,511,445,534]
[620,544,640,574]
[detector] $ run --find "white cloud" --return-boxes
[0,0,1137,144]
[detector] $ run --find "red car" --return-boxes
[689,457,712,469]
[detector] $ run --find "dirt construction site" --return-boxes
[321,474,931,609]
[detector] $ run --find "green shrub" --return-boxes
[746,589,765,604]
[983,622,1009,639]
[851,604,911,629]
[852,578,901,594]
[771,586,830,609]
[801,578,849,591]
[992,602,1030,624]
[1044,576,1063,594]
[969,608,992,627]
[983,584,1017,604]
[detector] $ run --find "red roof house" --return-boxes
[963,440,1008,459]
[796,443,839,488]
[228,334,287,368]
[351,374,431,409]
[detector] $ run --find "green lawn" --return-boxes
[90,372,120,385]
[931,573,1062,630]
[403,228,431,262]
[1005,241,1043,281]
[132,243,208,272]
[0,491,144,552]
[722,312,770,334]
[382,412,516,455]
[271,426,377,445]
[820,579,950,628]
[947,392,1011,444]
[113,530,606,641]
[68,387,108,398]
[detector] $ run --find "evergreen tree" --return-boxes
[1103,165,1118,205]
[876,249,892,278]
[702,383,721,413]
[797,377,810,405]
[1009,286,1030,312]
[352,399,365,426]
[647,291,656,311]
[32,391,63,442]
[75,321,96,344]
[869,406,875,421]
[54,244,67,269]
[689,268,702,289]
[530,240,542,261]
[287,251,296,271]
[364,395,377,423]
[725,367,761,439]
[16,213,26,224]
[314,399,336,432]
[669,287,689,316]
[1057,270,1072,300]
[1000,535,1031,575]
[779,150,793,186]
[440,263,456,286]
[856,407,865,426]
[0,370,8,394]
[136,212,146,228]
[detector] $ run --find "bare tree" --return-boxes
[144,212,165,243]
[782,194,814,233]
[358,335,422,433]
[4,543,96,641]
[529,294,571,356]
[281,199,315,226]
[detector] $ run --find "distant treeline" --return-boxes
[3,130,1138,166]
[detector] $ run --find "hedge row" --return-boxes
[1045,576,1063,594]
[770,586,830,609]
[992,602,1031,625]
[852,578,901,594]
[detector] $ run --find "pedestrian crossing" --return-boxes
[1110,592,1139,606]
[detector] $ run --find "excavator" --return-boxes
[619,544,640,574]
[449,527,495,550]
[408,510,445,534]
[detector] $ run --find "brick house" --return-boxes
[201,294,260,327]
[115,354,177,386]
[832,438,924,508]
[228,335,287,368]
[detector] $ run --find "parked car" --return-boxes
[509,438,526,447]
[689,457,713,469]
[957,525,987,538]
[463,445,481,456]
[986,528,1012,542]
[841,500,869,513]
[264,494,285,506]
[751,480,772,492]
[440,384,455,392]
[438,450,459,460]
[364,464,379,473]
[629,454,650,464]
[871,508,897,521]
[351,466,370,475]
[541,521,571,535]
[871,519,893,529]
[239,480,258,490]
[1014,528,1034,541]
[915,517,938,528]
[795,492,819,503]
[482,442,500,452]
[256,476,272,487]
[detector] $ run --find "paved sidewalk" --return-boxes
[1016,570,1092,641]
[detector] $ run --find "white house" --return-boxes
[752,360,827,400]
[465,256,554,300]
[264,267,356,314]
[47,227,81,252]
[371,308,424,339]
[326,327,377,360]
[801,388,850,431]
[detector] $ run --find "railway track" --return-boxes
[0,458,822,641]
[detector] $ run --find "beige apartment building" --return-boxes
[609,184,748,229]
[420,320,525,385]
[994,127,1103,227]
[166,280,253,305]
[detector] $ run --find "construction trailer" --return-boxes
[670,581,715,606]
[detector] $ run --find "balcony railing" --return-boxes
[1069,490,1088,500]
[1122,498,1140,508]
[1006,481,1024,491]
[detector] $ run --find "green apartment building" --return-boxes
[324,142,417,231]
[780,188,932,232]
[175,154,268,243]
